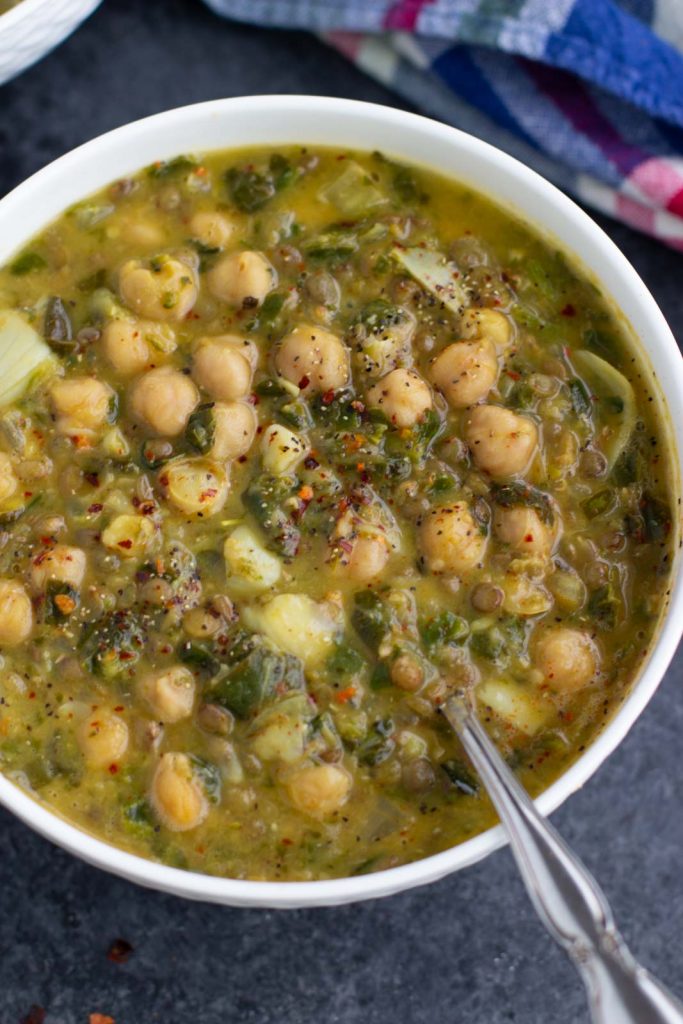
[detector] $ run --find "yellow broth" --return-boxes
[0,146,675,880]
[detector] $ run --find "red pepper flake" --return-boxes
[108,763,119,775]
[506,370,521,381]
[113,705,124,713]
[335,685,356,704]
[321,388,335,405]
[84,471,100,487]
[89,1015,115,1024]
[281,837,294,847]
[88,503,104,514]
[117,539,133,550]
[338,538,353,555]
[248,393,259,406]
[20,1006,45,1024]
[298,485,314,502]
[28,691,36,700]
[561,303,576,317]
[107,938,133,964]
[159,474,169,487]
[237,455,248,463]
[200,488,217,502]
[23,491,33,499]
[119,652,135,661]
[524,533,534,543]
[298,374,310,390]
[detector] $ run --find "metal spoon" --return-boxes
[442,695,683,1023]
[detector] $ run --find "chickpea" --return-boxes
[429,338,498,408]
[101,514,156,560]
[130,367,198,436]
[532,627,598,692]
[366,368,433,427]
[208,401,257,461]
[139,665,195,723]
[466,405,538,478]
[0,578,33,646]
[285,763,352,819]
[188,210,234,249]
[150,752,208,832]
[0,452,18,504]
[31,544,86,591]
[119,255,198,321]
[460,307,513,351]
[341,535,390,584]
[101,318,176,376]
[76,709,129,768]
[101,318,150,375]
[493,505,555,558]
[159,457,230,516]
[50,377,114,436]
[206,250,275,307]
[275,323,350,392]
[419,502,487,576]
[192,335,256,402]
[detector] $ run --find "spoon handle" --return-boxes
[443,698,683,1024]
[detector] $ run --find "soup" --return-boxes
[0,146,674,881]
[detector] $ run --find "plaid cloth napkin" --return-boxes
[202,0,683,251]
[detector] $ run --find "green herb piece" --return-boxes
[581,488,616,520]
[441,759,479,796]
[259,291,286,325]
[9,251,46,276]
[177,640,221,676]
[280,399,312,431]
[351,590,392,651]
[569,378,592,418]
[470,617,527,664]
[45,581,80,624]
[583,327,619,360]
[611,445,640,487]
[212,647,305,719]
[43,296,73,350]
[77,268,108,292]
[369,661,392,690]
[242,473,300,558]
[148,155,198,179]
[302,228,358,267]
[509,381,535,410]
[227,166,276,212]
[641,493,671,542]
[491,482,554,524]
[186,403,216,455]
[420,610,469,650]
[327,641,366,678]
[587,584,618,629]
[254,377,287,398]
[357,718,395,766]
[80,610,144,678]
[123,799,155,835]
[189,755,222,804]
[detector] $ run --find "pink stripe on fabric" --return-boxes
[628,157,683,209]
[668,187,683,218]
[324,30,364,61]
[384,0,435,30]
[616,193,656,233]
[522,60,648,176]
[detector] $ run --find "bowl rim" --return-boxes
[0,0,100,29]
[0,94,681,908]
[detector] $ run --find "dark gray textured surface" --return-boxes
[1,2,683,1022]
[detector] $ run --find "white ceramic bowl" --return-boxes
[0,0,101,86]
[0,96,681,908]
